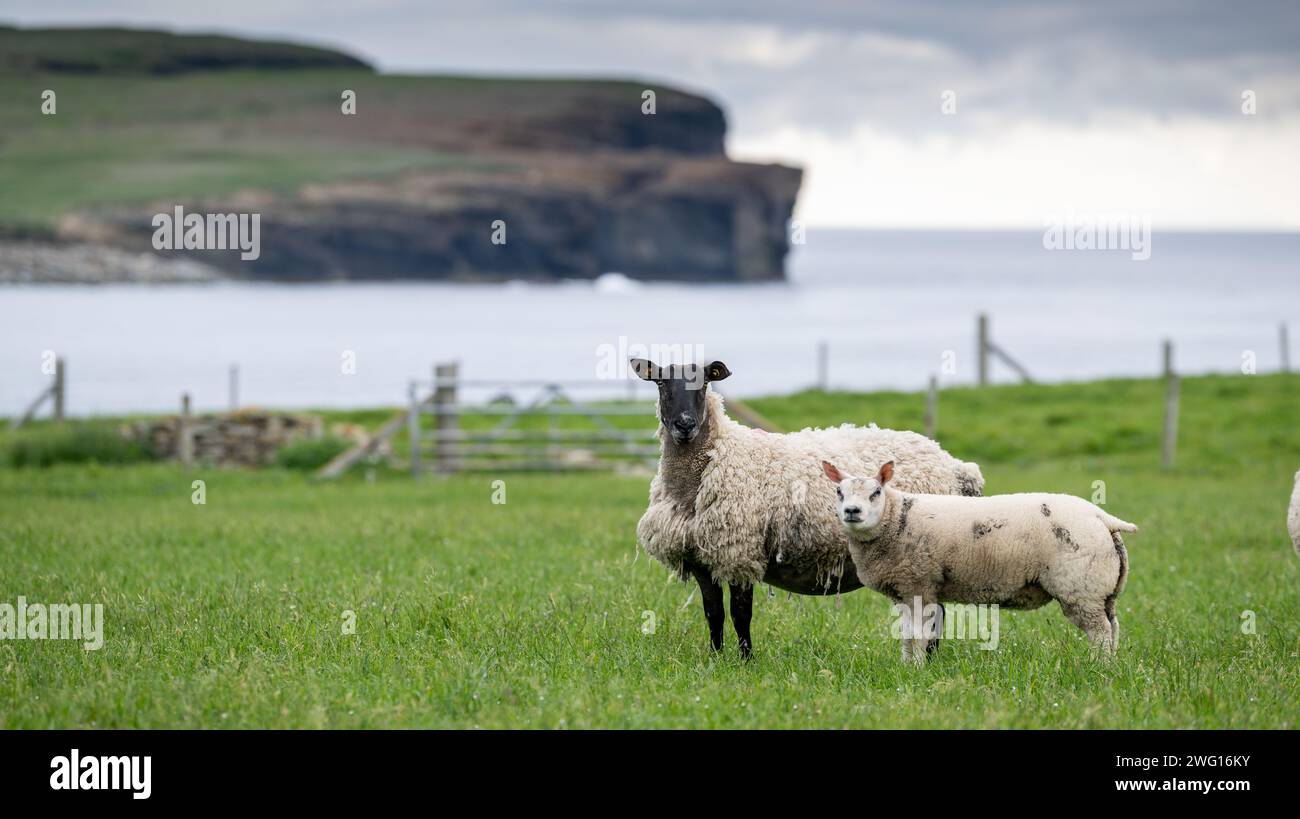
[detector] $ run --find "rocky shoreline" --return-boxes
[0,241,223,284]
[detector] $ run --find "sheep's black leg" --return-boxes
[688,563,725,652]
[729,583,753,659]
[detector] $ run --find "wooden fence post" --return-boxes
[1162,338,1174,379]
[53,357,65,422]
[1281,323,1291,373]
[229,364,239,412]
[434,362,459,474]
[408,381,421,477]
[977,314,989,386]
[179,393,194,466]
[816,341,828,391]
[924,375,938,440]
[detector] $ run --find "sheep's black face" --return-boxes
[629,358,731,446]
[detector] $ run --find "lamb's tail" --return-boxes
[1097,510,1138,533]
[956,461,985,497]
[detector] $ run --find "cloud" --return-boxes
[736,114,1300,229]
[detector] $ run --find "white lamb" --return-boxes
[821,459,1137,662]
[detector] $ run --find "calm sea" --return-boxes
[2,230,1297,415]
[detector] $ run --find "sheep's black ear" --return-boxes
[821,461,843,483]
[704,361,731,382]
[877,461,895,485]
[629,358,660,381]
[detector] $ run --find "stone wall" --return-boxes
[125,410,323,467]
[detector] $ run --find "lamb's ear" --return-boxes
[877,461,895,485]
[704,361,731,382]
[629,358,660,382]
[821,460,844,484]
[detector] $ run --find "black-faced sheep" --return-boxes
[631,358,984,658]
[822,459,1137,662]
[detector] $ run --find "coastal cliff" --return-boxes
[0,26,801,282]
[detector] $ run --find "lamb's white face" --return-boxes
[822,460,893,534]
[833,475,887,532]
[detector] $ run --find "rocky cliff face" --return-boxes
[115,153,802,283]
[2,27,802,283]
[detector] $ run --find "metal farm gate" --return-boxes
[407,363,660,474]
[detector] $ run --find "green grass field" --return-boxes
[1,374,1297,728]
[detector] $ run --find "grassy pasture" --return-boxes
[0,374,1297,728]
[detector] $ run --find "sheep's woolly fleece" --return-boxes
[843,489,1135,616]
[1289,470,1300,557]
[636,390,984,587]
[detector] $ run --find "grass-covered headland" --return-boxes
[1,373,1297,728]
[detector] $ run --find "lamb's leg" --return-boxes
[729,583,753,659]
[688,562,725,653]
[890,596,913,664]
[916,594,942,663]
[926,602,945,658]
[1060,601,1115,654]
[894,594,931,665]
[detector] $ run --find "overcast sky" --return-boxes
[8,1,1300,229]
